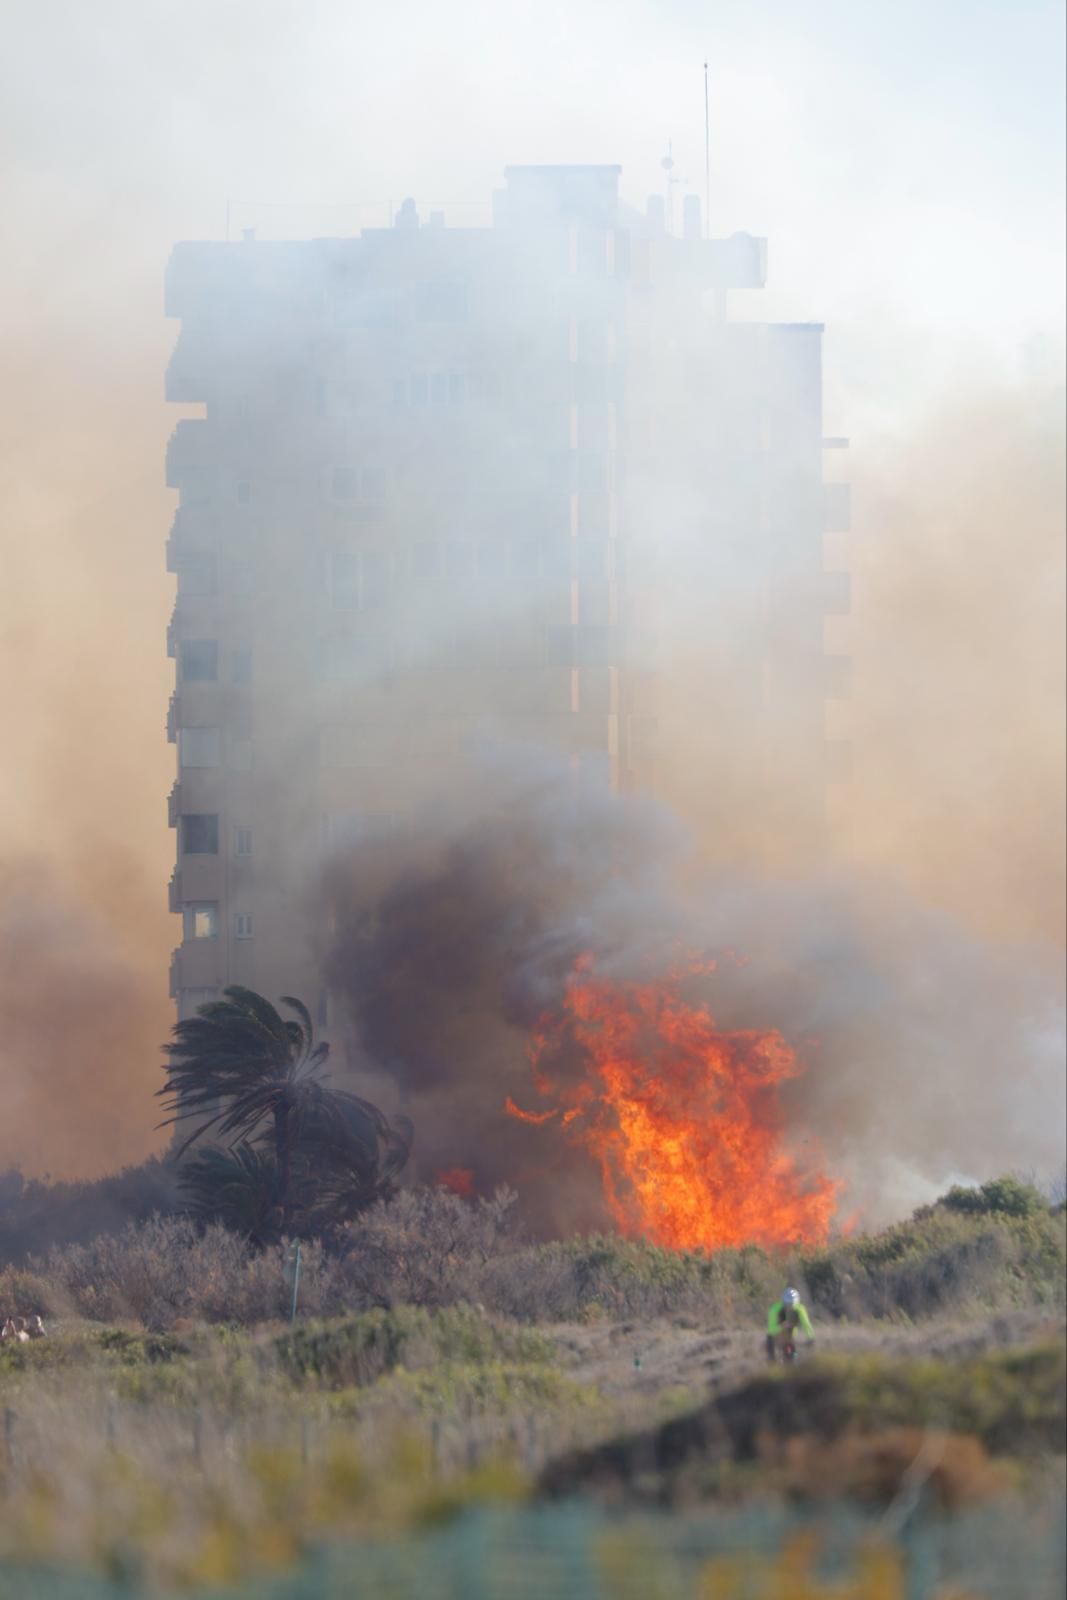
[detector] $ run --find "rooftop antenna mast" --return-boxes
[661,139,686,235]
[661,140,674,234]
[703,61,710,239]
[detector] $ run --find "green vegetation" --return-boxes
[491,1187,1066,1325]
[541,1342,1067,1508]
[0,1179,1063,1590]
[0,1309,1062,1592]
[0,1177,1063,1333]
[275,1304,555,1387]
[941,1174,1048,1219]
[160,986,412,1244]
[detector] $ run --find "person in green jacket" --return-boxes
[766,1286,814,1361]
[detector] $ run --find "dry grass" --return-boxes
[0,1304,1063,1592]
[0,1185,1063,1591]
[1,1185,1062,1335]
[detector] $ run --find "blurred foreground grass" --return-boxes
[0,1308,1063,1594]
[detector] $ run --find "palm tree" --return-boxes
[158,986,411,1236]
[181,1142,279,1246]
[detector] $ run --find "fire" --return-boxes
[507,954,839,1251]
[436,1166,476,1198]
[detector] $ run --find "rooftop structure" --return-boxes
[163,163,849,1052]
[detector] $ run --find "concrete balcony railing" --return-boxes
[823,482,851,533]
[166,691,178,743]
[168,783,181,828]
[165,329,210,404]
[168,870,182,914]
[824,738,852,783]
[821,570,851,617]
[169,948,181,1000]
[165,419,209,485]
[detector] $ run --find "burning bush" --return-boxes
[507,954,839,1252]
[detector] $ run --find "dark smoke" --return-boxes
[322,753,1066,1231]
[321,750,687,1235]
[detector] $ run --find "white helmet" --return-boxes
[783,1287,800,1307]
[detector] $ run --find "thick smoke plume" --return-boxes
[322,750,1065,1231]
[2,0,1062,1194]
[0,862,168,1177]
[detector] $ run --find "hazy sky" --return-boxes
[0,0,1063,1176]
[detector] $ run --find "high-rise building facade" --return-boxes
[164,163,848,1044]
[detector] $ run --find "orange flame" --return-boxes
[507,954,839,1251]
[435,1166,476,1198]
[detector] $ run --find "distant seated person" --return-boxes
[766,1286,814,1361]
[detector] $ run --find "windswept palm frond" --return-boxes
[278,995,316,1055]
[180,1143,279,1245]
[159,985,413,1238]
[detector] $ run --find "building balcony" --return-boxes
[824,738,852,783]
[166,691,178,743]
[166,605,178,659]
[178,935,222,989]
[165,419,210,489]
[168,782,181,827]
[823,482,851,533]
[168,870,182,914]
[169,947,180,1000]
[822,655,852,700]
[822,571,851,616]
[165,329,209,404]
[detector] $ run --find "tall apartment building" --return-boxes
[164,163,849,1044]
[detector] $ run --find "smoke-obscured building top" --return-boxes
[163,162,850,1055]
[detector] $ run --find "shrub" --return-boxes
[274,1304,553,1389]
[540,1343,1067,1506]
[330,1186,520,1310]
[942,1176,1047,1220]
[0,1159,179,1264]
[5,1183,1063,1332]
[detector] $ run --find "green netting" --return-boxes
[0,1500,1063,1600]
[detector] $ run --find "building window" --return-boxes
[180,465,215,507]
[231,649,253,685]
[442,541,474,579]
[361,549,389,608]
[329,465,358,502]
[319,726,357,769]
[235,827,253,857]
[178,727,221,768]
[183,903,218,940]
[323,810,368,850]
[330,551,359,609]
[181,813,219,854]
[408,541,441,581]
[177,552,218,596]
[416,280,468,321]
[227,543,257,596]
[180,640,218,682]
[180,987,218,1018]
[478,542,507,580]
[234,912,253,940]
[360,466,387,507]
